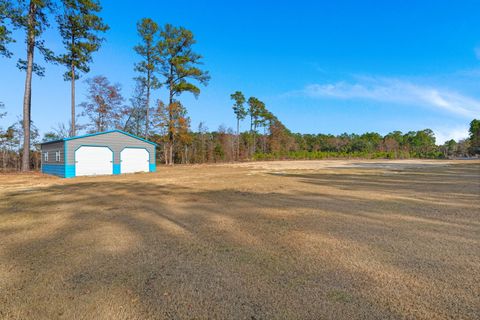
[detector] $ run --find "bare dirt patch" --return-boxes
[1,160,479,319]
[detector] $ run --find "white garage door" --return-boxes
[121,148,149,174]
[75,146,113,176]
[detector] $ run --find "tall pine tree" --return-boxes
[56,0,108,137]
[134,18,160,138]
[247,97,264,155]
[16,0,55,171]
[157,24,210,164]
[0,0,15,58]
[230,91,246,160]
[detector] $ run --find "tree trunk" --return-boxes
[168,74,174,165]
[236,118,240,161]
[168,143,173,165]
[163,144,168,165]
[184,144,188,164]
[21,1,36,172]
[262,126,266,153]
[249,115,253,157]
[201,133,205,163]
[230,133,234,162]
[71,63,76,137]
[145,72,150,138]
[252,124,256,155]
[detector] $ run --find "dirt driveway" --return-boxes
[1,160,479,319]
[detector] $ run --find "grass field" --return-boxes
[1,160,479,319]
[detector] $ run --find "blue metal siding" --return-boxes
[151,146,156,172]
[65,165,75,178]
[150,147,156,172]
[40,141,66,177]
[42,164,65,177]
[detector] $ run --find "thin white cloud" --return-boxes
[301,77,480,118]
[433,126,469,145]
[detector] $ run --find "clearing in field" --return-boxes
[0,160,479,319]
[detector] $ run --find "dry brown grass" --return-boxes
[0,160,479,319]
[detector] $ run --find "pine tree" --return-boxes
[56,0,108,137]
[230,91,246,160]
[0,0,16,58]
[16,0,55,171]
[157,24,209,164]
[134,18,160,139]
[468,119,480,155]
[123,80,148,136]
[247,97,264,155]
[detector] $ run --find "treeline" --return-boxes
[1,93,479,169]
[144,121,480,164]
[0,104,42,170]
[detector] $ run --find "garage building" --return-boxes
[40,130,157,178]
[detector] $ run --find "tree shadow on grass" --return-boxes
[0,175,479,319]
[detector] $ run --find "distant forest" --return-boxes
[0,1,479,170]
[1,104,479,169]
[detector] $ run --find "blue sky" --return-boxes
[1,0,479,143]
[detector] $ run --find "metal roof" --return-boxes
[39,129,158,146]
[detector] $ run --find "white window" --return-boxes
[55,151,60,162]
[44,152,48,162]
